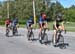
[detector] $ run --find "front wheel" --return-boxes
[39,33,48,44]
[58,35,64,44]
[43,34,48,43]
[12,27,17,35]
[58,35,65,49]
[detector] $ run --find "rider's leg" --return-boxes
[39,23,42,34]
[53,30,57,43]
[28,24,31,32]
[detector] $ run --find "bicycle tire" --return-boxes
[27,31,34,41]
[43,33,48,43]
[38,33,42,40]
[6,29,9,37]
[13,27,17,35]
[30,32,34,41]
[58,35,64,44]
[27,31,31,40]
[39,33,48,44]
[39,33,43,44]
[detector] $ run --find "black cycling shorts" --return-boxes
[6,24,9,28]
[53,24,60,30]
[39,23,45,28]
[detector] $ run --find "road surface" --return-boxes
[0,27,75,54]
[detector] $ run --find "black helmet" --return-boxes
[56,17,61,22]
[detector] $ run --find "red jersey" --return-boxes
[5,19,11,25]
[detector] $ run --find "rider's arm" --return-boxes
[61,21,65,30]
[54,21,58,30]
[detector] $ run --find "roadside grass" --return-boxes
[20,22,75,32]
[0,22,75,32]
[64,22,75,32]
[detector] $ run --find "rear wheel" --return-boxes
[6,29,9,37]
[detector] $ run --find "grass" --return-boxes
[0,22,75,32]
[20,22,75,32]
[64,22,75,32]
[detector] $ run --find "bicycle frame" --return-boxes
[27,27,34,41]
[39,28,48,44]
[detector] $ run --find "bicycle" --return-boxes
[6,26,10,37]
[39,28,49,44]
[12,26,18,36]
[27,28,34,41]
[5,24,12,37]
[52,29,66,47]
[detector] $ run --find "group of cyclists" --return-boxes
[5,17,19,36]
[5,12,65,46]
[27,13,65,35]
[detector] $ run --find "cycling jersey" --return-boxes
[26,19,34,27]
[5,19,11,25]
[5,19,12,28]
[12,19,18,27]
[53,20,64,29]
[39,16,44,24]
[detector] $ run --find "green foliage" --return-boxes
[64,7,75,22]
[0,0,75,23]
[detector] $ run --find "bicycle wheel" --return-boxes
[39,33,43,44]
[27,31,31,40]
[58,35,64,44]
[38,33,42,40]
[15,28,18,35]
[12,27,15,35]
[12,27,17,35]
[58,35,65,49]
[6,29,9,37]
[30,32,34,41]
[39,33,48,44]
[43,33,48,43]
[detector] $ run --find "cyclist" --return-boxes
[5,18,12,29]
[5,18,12,36]
[39,12,48,34]
[53,15,65,44]
[26,16,34,32]
[12,17,19,35]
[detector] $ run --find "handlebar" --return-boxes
[57,29,67,34]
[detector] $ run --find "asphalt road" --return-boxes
[0,27,75,54]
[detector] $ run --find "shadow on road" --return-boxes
[31,38,39,41]
[38,40,52,45]
[5,34,24,37]
[44,40,52,45]
[54,43,69,49]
